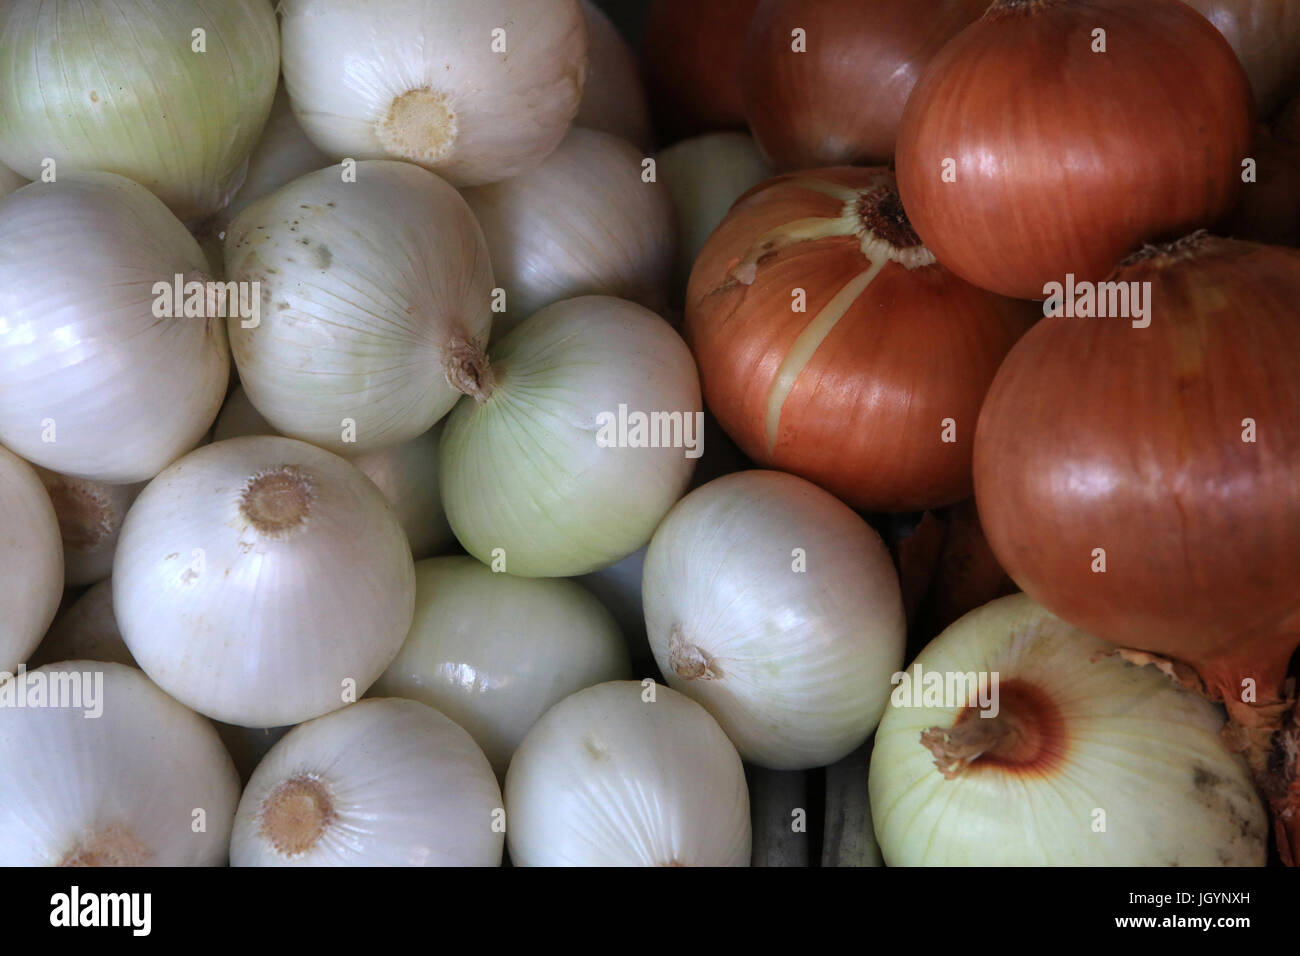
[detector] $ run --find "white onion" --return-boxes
[462,127,675,339]
[225,161,494,454]
[280,0,587,187]
[371,556,630,775]
[232,698,503,866]
[0,444,62,672]
[0,662,240,866]
[869,594,1268,866]
[35,469,144,587]
[0,0,278,220]
[504,680,751,866]
[576,1,651,147]
[112,436,416,728]
[32,579,131,671]
[657,132,772,299]
[439,296,701,577]
[643,470,906,770]
[214,385,454,560]
[0,174,230,483]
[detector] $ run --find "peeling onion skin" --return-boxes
[224,161,494,455]
[112,436,416,728]
[231,699,503,867]
[0,662,241,867]
[685,167,1035,512]
[741,0,988,171]
[279,0,587,187]
[0,0,279,221]
[1183,0,1300,117]
[869,595,1268,866]
[895,0,1254,300]
[0,174,231,483]
[504,681,751,866]
[643,471,906,770]
[0,444,62,672]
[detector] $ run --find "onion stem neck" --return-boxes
[444,338,496,404]
[59,825,152,867]
[260,774,334,858]
[921,680,1066,779]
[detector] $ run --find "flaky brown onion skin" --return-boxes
[642,0,759,142]
[741,0,987,171]
[896,0,1254,300]
[684,167,1035,513]
[1184,0,1300,117]
[974,235,1300,708]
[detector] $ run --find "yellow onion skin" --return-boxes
[975,235,1300,714]
[896,0,1254,300]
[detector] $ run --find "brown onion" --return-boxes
[685,167,1035,513]
[973,233,1300,860]
[741,0,987,170]
[642,0,759,142]
[1183,0,1300,117]
[896,0,1254,300]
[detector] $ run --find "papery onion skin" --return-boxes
[232,698,503,867]
[0,444,62,672]
[214,386,455,561]
[0,174,230,483]
[504,681,751,866]
[462,128,675,339]
[35,468,144,588]
[577,0,652,148]
[973,236,1300,733]
[1183,0,1300,117]
[644,470,906,769]
[869,595,1267,866]
[225,161,494,455]
[279,0,586,187]
[685,167,1035,512]
[371,556,630,777]
[658,132,772,302]
[0,0,278,220]
[439,296,701,578]
[895,0,1254,300]
[0,662,241,866]
[642,0,759,142]
[113,436,416,728]
[741,0,987,171]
